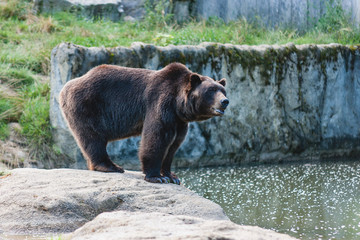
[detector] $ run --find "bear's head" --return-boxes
[183,73,229,121]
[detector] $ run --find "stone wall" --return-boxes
[190,0,360,30]
[34,0,360,30]
[33,0,125,22]
[50,42,360,170]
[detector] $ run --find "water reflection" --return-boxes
[178,161,360,240]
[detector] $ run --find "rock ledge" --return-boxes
[0,168,296,239]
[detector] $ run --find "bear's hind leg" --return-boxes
[78,137,124,173]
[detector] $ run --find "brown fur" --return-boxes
[59,63,228,184]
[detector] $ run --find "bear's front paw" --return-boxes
[144,176,171,184]
[162,172,181,185]
[92,163,124,173]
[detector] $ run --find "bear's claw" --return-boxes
[144,171,181,184]
[162,172,181,185]
[145,176,170,184]
[172,178,181,185]
[144,175,181,185]
[174,178,181,185]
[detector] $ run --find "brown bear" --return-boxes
[59,62,229,184]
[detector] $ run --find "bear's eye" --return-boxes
[206,88,217,97]
[208,88,217,93]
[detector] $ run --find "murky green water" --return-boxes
[177,161,360,240]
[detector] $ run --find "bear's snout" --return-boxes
[220,98,229,109]
[212,97,229,116]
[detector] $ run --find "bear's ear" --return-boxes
[190,73,202,88]
[218,78,226,87]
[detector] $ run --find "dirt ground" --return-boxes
[0,123,36,170]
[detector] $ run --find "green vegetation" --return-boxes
[47,235,64,240]
[0,0,359,162]
[317,0,352,33]
[0,170,11,177]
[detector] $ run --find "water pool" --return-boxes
[178,160,360,240]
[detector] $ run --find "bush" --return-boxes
[317,0,352,33]
[144,0,174,29]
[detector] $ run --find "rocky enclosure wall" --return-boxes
[34,0,360,30]
[50,43,360,170]
[182,0,360,30]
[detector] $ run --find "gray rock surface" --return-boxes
[122,0,145,20]
[33,0,360,29]
[33,0,124,22]
[70,211,295,240]
[181,0,360,30]
[50,42,360,170]
[0,168,226,234]
[32,0,145,21]
[0,168,296,239]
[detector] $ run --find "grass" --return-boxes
[0,122,9,140]
[19,81,51,147]
[0,0,359,162]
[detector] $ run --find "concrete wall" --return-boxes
[179,0,360,30]
[34,0,360,30]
